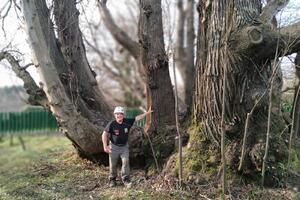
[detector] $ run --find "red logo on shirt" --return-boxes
[114,129,119,135]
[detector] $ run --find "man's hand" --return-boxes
[103,145,111,153]
[102,131,111,153]
[147,106,153,114]
[135,106,153,121]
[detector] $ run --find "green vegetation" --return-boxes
[288,149,300,171]
[282,101,293,113]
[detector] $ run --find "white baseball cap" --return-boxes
[114,106,125,114]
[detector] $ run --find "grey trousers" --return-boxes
[109,142,130,181]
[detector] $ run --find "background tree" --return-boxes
[98,0,196,116]
[175,0,195,114]
[97,0,146,107]
[98,0,178,158]
[138,0,176,158]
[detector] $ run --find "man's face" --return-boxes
[114,112,124,123]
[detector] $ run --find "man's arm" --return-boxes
[102,131,111,153]
[135,108,153,121]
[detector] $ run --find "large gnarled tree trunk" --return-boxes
[186,0,300,181]
[22,0,112,158]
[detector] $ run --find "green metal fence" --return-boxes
[0,107,145,136]
[125,108,146,127]
[0,107,58,135]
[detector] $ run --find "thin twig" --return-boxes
[146,133,160,173]
[261,62,276,186]
[220,60,227,198]
[238,57,283,171]
[288,79,300,166]
[261,30,290,186]
[143,105,160,173]
[173,50,182,188]
[281,86,295,93]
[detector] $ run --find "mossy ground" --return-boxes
[168,124,300,199]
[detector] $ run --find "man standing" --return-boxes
[102,106,152,188]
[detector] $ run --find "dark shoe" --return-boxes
[109,179,116,187]
[123,178,132,188]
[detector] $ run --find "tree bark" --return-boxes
[53,0,112,124]
[22,0,110,158]
[188,0,290,180]
[139,0,176,158]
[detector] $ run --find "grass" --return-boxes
[0,135,74,199]
[0,135,188,200]
[0,135,299,200]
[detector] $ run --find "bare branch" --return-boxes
[22,62,34,69]
[97,0,140,59]
[281,86,294,93]
[0,51,48,106]
[84,35,145,104]
[261,40,283,186]
[0,0,12,37]
[260,0,289,24]
[12,0,21,11]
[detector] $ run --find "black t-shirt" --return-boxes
[104,118,135,146]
